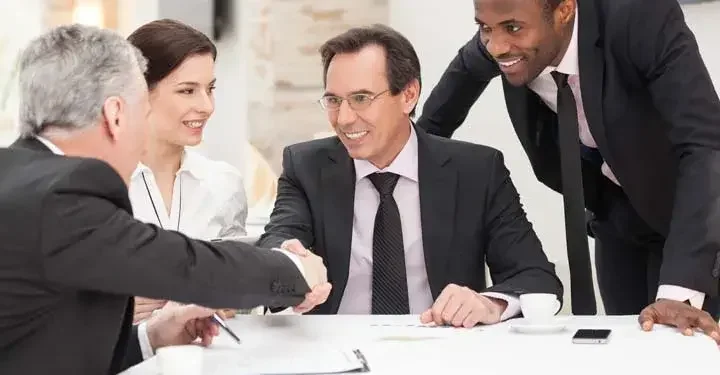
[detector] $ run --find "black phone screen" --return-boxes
[573,329,611,339]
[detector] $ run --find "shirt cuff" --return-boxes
[480,292,521,321]
[656,284,705,309]
[272,248,305,278]
[137,322,155,360]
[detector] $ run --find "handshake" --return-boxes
[279,239,332,313]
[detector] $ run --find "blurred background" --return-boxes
[1,0,719,314]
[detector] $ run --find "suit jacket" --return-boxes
[0,137,310,374]
[256,127,562,314]
[416,0,720,297]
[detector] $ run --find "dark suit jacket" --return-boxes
[416,0,720,297]
[257,127,562,314]
[0,137,310,374]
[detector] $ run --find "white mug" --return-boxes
[519,293,560,323]
[156,345,203,375]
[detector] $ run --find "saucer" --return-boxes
[509,318,567,334]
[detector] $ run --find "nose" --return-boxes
[195,91,214,114]
[485,34,511,60]
[335,99,357,126]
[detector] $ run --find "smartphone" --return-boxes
[572,329,612,344]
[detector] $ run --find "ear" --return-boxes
[101,96,124,141]
[555,0,575,25]
[401,78,421,116]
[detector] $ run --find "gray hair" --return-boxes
[17,24,148,137]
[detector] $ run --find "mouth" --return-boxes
[183,120,206,130]
[496,57,526,74]
[343,130,368,140]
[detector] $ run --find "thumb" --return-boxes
[638,310,656,332]
[420,309,433,324]
[281,239,309,256]
[176,304,217,322]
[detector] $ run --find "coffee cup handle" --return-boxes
[552,299,560,315]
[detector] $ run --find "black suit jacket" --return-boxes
[0,137,310,374]
[257,127,562,314]
[416,0,720,297]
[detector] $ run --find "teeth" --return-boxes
[499,58,522,67]
[345,131,368,140]
[183,121,204,128]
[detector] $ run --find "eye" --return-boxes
[505,24,521,33]
[207,85,216,94]
[478,24,491,34]
[179,88,194,95]
[325,96,342,105]
[350,94,371,104]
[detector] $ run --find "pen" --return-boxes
[211,313,242,344]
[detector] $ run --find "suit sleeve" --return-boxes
[39,159,310,310]
[119,325,144,371]
[415,32,500,138]
[481,150,564,302]
[256,146,316,249]
[626,0,720,296]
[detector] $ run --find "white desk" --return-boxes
[121,315,719,374]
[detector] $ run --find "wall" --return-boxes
[389,0,720,314]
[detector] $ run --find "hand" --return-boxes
[133,297,167,323]
[216,309,237,319]
[146,302,220,351]
[293,283,332,313]
[420,284,507,328]
[639,299,720,344]
[280,239,329,288]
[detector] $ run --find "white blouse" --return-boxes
[128,150,248,240]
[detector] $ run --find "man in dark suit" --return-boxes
[257,24,562,327]
[0,24,331,374]
[415,0,720,339]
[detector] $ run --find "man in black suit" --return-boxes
[415,0,720,339]
[0,24,331,374]
[257,24,562,327]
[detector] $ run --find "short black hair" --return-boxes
[542,0,563,17]
[319,24,421,117]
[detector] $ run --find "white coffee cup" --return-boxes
[156,345,203,375]
[520,293,560,323]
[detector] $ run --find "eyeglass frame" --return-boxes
[317,89,391,112]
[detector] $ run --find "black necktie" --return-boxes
[551,71,597,315]
[368,172,410,314]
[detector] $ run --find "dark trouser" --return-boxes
[589,187,719,317]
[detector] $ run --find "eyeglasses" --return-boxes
[317,89,390,111]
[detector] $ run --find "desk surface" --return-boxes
[122,315,718,374]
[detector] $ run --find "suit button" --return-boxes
[271,281,281,292]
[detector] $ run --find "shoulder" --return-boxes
[283,136,343,164]
[423,132,503,166]
[185,150,243,180]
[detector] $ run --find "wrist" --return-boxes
[146,319,161,352]
[482,295,508,315]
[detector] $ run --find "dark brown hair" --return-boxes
[319,24,421,117]
[127,19,217,89]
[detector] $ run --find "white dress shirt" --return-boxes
[337,127,520,321]
[128,150,248,240]
[525,10,705,309]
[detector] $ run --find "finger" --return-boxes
[420,309,433,324]
[675,315,693,336]
[441,293,463,325]
[431,288,453,326]
[133,312,152,324]
[638,308,656,331]
[451,300,474,327]
[176,304,217,323]
[281,239,308,256]
[693,314,720,342]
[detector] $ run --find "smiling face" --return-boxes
[474,0,574,86]
[147,53,216,147]
[323,44,418,168]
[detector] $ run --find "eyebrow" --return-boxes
[177,78,217,86]
[323,89,375,97]
[475,17,522,26]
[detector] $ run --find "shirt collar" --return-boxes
[353,124,418,183]
[132,150,206,180]
[537,8,579,77]
[35,136,65,155]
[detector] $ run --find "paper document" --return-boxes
[221,347,369,374]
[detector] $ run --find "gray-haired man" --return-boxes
[0,24,330,374]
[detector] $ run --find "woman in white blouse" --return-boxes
[127,19,248,322]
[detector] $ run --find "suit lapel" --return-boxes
[320,140,356,313]
[577,0,610,159]
[416,130,457,299]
